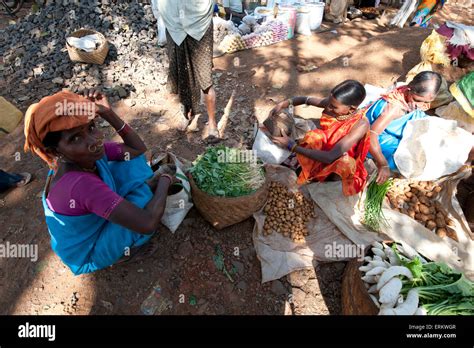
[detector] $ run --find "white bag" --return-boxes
[295,12,312,36]
[394,117,474,181]
[151,153,193,233]
[252,129,291,165]
[151,0,167,46]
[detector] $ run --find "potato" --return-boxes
[407,208,416,219]
[405,191,413,198]
[419,214,430,222]
[426,220,437,230]
[436,228,447,238]
[434,186,442,193]
[411,188,419,195]
[419,204,430,215]
[415,213,424,221]
[426,191,434,198]
[411,195,419,203]
[447,219,455,227]
[435,217,446,228]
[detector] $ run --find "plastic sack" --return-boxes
[0,96,22,137]
[295,12,312,36]
[151,0,167,46]
[394,117,474,181]
[252,129,291,165]
[150,152,193,233]
[436,101,474,133]
[420,30,451,66]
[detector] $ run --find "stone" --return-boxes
[52,77,64,84]
[116,86,128,98]
[236,280,248,291]
[176,241,193,259]
[231,260,244,275]
[270,280,288,296]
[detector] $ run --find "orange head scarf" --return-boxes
[24,91,96,169]
[381,86,431,113]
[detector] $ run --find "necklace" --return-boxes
[81,165,97,173]
[335,113,356,121]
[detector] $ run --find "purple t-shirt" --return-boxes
[46,142,126,218]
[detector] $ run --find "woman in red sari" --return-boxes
[269,80,370,196]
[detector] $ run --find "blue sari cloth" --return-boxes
[366,99,427,171]
[42,154,154,275]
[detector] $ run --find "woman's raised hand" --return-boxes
[81,89,111,115]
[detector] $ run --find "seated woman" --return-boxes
[269,80,370,196]
[24,90,176,275]
[367,71,442,183]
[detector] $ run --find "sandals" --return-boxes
[15,172,32,187]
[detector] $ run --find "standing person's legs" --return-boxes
[203,85,217,133]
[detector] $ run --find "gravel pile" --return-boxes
[0,0,168,109]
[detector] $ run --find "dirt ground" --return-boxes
[0,1,472,315]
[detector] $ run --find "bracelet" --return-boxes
[290,143,298,153]
[118,123,131,137]
[287,140,295,151]
[369,130,379,136]
[305,96,310,105]
[116,122,126,133]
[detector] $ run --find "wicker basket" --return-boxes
[341,257,379,315]
[66,29,109,64]
[189,174,270,230]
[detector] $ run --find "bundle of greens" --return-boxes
[190,146,265,197]
[363,178,393,232]
[393,245,474,315]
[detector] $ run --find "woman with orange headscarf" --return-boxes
[25,90,176,275]
[269,80,371,196]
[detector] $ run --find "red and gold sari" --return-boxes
[296,110,370,196]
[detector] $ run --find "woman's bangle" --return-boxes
[287,140,295,151]
[116,122,126,133]
[305,96,311,105]
[290,143,298,152]
[117,123,131,137]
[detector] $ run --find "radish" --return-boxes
[362,275,378,284]
[367,284,378,294]
[373,255,383,262]
[364,256,373,262]
[369,260,388,268]
[369,294,380,308]
[372,241,384,250]
[366,266,387,276]
[378,308,395,315]
[392,289,419,315]
[379,277,402,305]
[376,266,413,291]
[359,264,374,272]
[415,307,427,316]
[371,248,386,258]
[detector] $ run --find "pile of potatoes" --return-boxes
[387,179,458,241]
[262,182,316,243]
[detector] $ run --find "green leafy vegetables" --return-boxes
[393,245,474,315]
[190,146,265,197]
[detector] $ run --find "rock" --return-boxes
[52,77,64,84]
[231,260,244,275]
[291,287,306,305]
[116,86,128,98]
[236,280,248,291]
[241,247,256,261]
[270,280,288,296]
[176,241,193,259]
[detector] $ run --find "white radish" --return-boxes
[364,282,370,289]
[359,264,374,272]
[361,275,378,284]
[372,241,384,250]
[373,255,383,262]
[369,260,388,268]
[377,266,413,291]
[384,260,392,267]
[364,256,373,262]
[380,295,399,309]
[369,294,380,308]
[372,248,386,258]
[367,284,378,294]
[378,277,402,305]
[414,306,427,316]
[392,289,419,315]
[366,266,387,276]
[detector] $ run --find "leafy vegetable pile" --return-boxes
[190,146,265,197]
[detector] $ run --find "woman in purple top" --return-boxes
[25,89,177,274]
